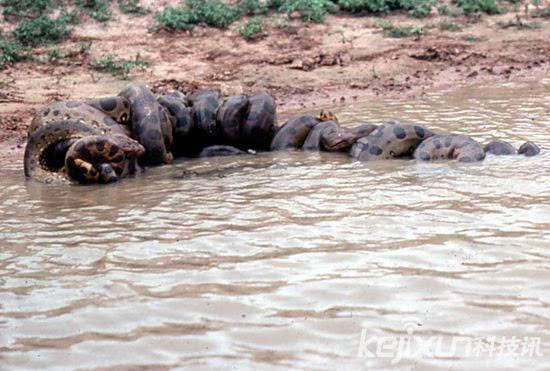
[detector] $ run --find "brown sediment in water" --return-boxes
[1,66,549,370]
[1,4,549,168]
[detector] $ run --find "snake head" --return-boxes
[322,127,356,151]
[70,159,118,183]
[319,110,339,123]
[64,135,143,184]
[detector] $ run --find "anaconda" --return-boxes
[350,123,434,161]
[119,83,174,165]
[414,134,485,163]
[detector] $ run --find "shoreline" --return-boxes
[1,9,549,168]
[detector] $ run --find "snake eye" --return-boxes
[120,113,129,124]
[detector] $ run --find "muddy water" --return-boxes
[1,80,549,370]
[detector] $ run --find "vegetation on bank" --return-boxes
[0,0,548,71]
[0,0,153,72]
[91,52,150,80]
[153,0,544,31]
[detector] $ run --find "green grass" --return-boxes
[273,16,298,33]
[118,0,148,15]
[1,0,115,22]
[400,0,436,17]
[532,6,550,18]
[92,53,150,79]
[156,0,336,29]
[0,34,25,69]
[337,0,393,13]
[437,4,464,16]
[237,0,269,15]
[154,6,196,31]
[47,41,92,62]
[154,0,240,30]
[13,15,72,47]
[75,0,112,22]
[58,9,82,25]
[188,0,240,27]
[439,21,462,31]
[239,17,264,40]
[1,0,58,20]
[273,0,336,23]
[153,0,520,33]
[379,21,424,37]
[336,0,435,17]
[452,0,500,14]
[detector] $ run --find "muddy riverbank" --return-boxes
[1,3,549,167]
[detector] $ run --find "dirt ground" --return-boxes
[1,2,549,167]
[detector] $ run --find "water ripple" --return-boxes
[1,80,550,369]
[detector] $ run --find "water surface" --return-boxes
[1,80,549,370]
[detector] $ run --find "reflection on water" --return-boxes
[1,80,549,370]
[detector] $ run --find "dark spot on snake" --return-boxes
[43,109,50,116]
[109,145,120,157]
[114,167,123,176]
[445,137,453,147]
[414,126,425,139]
[393,126,407,139]
[418,151,430,161]
[475,152,485,161]
[369,145,383,156]
[100,98,117,112]
[53,110,60,116]
[66,156,75,168]
[79,144,92,160]
[434,139,441,149]
[111,155,124,163]
[103,116,115,126]
[96,141,105,152]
